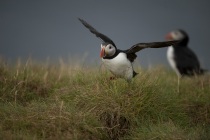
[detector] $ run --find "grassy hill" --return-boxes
[0,59,210,140]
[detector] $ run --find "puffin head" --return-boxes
[165,29,189,45]
[100,43,116,58]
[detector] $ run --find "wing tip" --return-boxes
[78,18,85,24]
[171,40,181,45]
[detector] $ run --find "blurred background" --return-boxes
[0,0,209,69]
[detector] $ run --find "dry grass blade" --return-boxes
[0,59,210,139]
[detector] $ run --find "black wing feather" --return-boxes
[125,40,179,62]
[126,40,179,54]
[78,18,116,47]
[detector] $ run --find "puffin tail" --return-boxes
[200,68,208,74]
[133,71,138,77]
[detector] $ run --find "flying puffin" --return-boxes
[79,18,179,82]
[166,29,205,77]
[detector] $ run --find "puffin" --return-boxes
[166,29,205,77]
[79,18,179,82]
[166,29,205,92]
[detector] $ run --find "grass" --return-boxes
[0,58,210,140]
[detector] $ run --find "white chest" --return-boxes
[167,46,180,76]
[102,53,133,80]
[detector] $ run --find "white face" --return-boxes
[101,44,116,57]
[171,30,185,40]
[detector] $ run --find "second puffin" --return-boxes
[79,18,178,82]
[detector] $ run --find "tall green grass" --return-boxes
[0,59,210,139]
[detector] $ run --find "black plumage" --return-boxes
[166,29,205,76]
[79,18,178,63]
[79,18,179,81]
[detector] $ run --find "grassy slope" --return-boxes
[0,60,210,140]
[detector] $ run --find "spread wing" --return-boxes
[125,40,179,62]
[78,18,116,47]
[126,40,179,54]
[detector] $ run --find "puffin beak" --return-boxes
[100,45,106,58]
[165,33,173,41]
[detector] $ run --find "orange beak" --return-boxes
[165,33,173,41]
[100,46,105,58]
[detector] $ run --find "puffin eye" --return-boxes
[174,31,179,35]
[109,46,112,49]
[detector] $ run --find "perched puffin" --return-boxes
[79,18,179,82]
[166,29,205,77]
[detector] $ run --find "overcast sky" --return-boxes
[0,0,209,69]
